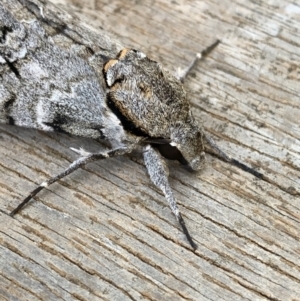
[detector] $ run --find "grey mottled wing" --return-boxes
[0,0,126,146]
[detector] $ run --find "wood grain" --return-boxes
[1,0,300,300]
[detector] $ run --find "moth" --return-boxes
[0,0,262,250]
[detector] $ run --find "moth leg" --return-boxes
[176,39,220,82]
[143,145,197,250]
[9,146,133,216]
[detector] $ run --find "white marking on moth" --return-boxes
[137,51,146,58]
[41,181,48,187]
[7,47,28,61]
[0,55,6,64]
[70,147,91,157]
[36,100,52,131]
[39,6,45,18]
[20,19,37,24]
[170,142,178,147]
[104,110,128,148]
[21,62,47,79]
[106,109,120,125]
[106,72,115,87]
[18,47,27,59]
[104,60,119,86]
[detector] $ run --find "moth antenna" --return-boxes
[204,133,264,179]
[176,39,220,82]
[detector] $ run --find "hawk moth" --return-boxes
[0,0,262,250]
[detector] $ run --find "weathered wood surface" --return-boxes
[1,0,300,300]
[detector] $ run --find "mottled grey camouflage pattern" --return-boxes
[0,0,134,148]
[0,0,218,249]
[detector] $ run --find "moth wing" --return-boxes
[0,11,127,146]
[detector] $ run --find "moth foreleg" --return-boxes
[204,133,263,179]
[9,146,133,216]
[175,39,220,82]
[143,145,197,250]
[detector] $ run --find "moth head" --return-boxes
[169,119,206,171]
[103,48,206,171]
[152,117,206,171]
